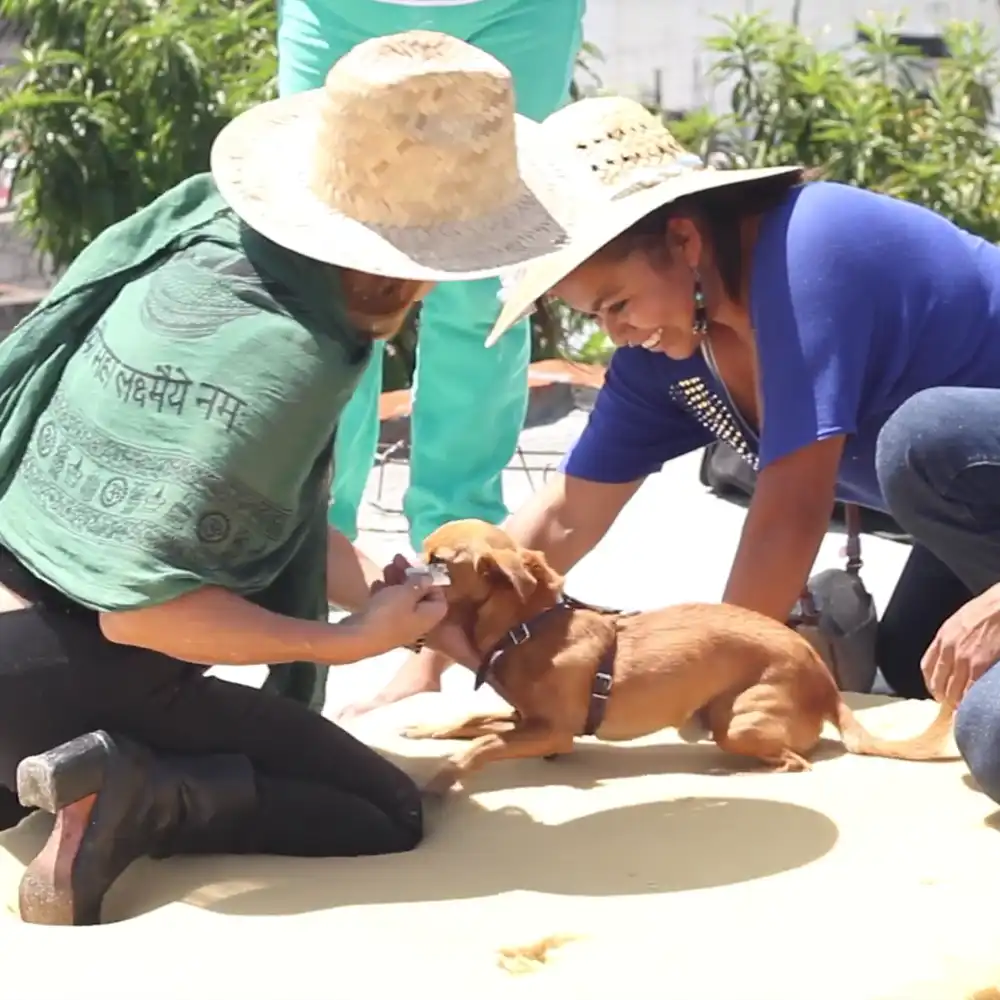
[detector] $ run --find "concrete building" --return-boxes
[582,0,1000,114]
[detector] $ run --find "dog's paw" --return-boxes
[423,763,462,797]
[400,724,443,740]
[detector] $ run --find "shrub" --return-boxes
[672,13,1000,241]
[0,0,278,269]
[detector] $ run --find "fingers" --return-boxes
[923,637,968,707]
[408,575,435,599]
[414,587,448,628]
[920,636,943,698]
[943,659,969,707]
[965,657,996,698]
[381,554,411,587]
[373,577,431,602]
[334,700,378,723]
[964,671,980,700]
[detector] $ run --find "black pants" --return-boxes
[875,385,1000,805]
[0,549,423,853]
[876,542,973,700]
[875,386,1000,700]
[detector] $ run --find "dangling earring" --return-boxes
[692,270,709,337]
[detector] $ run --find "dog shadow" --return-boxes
[402,734,849,795]
[1,743,840,924]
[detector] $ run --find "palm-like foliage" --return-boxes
[0,0,277,267]
[672,14,1000,241]
[6,11,1000,372]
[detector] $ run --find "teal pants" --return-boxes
[277,0,585,550]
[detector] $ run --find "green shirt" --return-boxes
[0,173,373,709]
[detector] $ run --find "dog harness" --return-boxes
[474,595,637,737]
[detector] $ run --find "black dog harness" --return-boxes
[474,595,637,737]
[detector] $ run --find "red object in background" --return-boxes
[0,153,20,210]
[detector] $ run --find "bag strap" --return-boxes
[796,502,863,622]
[843,502,862,576]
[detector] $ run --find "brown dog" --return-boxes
[402,519,956,794]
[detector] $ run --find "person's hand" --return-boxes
[921,583,1000,706]
[350,577,447,656]
[380,553,411,588]
[374,554,479,669]
[334,554,481,722]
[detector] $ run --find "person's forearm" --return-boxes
[100,586,376,666]
[502,507,582,575]
[503,492,595,575]
[722,503,829,623]
[326,527,383,613]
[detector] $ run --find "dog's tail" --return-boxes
[832,698,957,761]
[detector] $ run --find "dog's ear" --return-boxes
[425,546,457,566]
[473,548,537,603]
[519,549,564,594]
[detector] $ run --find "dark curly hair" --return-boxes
[603,167,819,302]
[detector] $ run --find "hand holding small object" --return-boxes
[348,576,447,656]
[370,555,474,665]
[404,563,451,587]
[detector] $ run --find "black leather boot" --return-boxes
[15,730,256,926]
[0,786,32,831]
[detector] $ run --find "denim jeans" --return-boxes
[876,386,1000,804]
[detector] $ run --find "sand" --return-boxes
[0,690,998,1000]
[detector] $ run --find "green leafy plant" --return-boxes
[539,14,1000,369]
[0,0,278,268]
[570,39,604,100]
[0,4,615,378]
[674,13,1000,240]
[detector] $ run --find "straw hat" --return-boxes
[486,96,802,345]
[210,31,582,281]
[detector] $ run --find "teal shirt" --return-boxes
[0,173,372,708]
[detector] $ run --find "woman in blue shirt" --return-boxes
[372,96,1000,805]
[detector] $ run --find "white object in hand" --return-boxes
[404,563,451,586]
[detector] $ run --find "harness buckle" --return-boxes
[507,622,532,646]
[592,670,613,699]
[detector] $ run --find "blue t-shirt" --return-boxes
[562,181,1000,511]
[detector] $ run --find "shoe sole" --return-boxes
[16,731,113,926]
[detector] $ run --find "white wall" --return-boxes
[583,0,1000,113]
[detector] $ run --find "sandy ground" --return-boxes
[5,413,969,1000]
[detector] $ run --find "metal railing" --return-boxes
[369,441,565,515]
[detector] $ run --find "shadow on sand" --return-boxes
[1,740,840,923]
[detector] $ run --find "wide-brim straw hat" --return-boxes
[486,96,802,345]
[211,31,583,281]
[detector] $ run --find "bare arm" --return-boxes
[325,526,383,612]
[503,472,643,573]
[100,525,442,666]
[100,586,375,666]
[722,435,845,622]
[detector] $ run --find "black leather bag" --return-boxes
[699,441,908,539]
[698,441,888,693]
